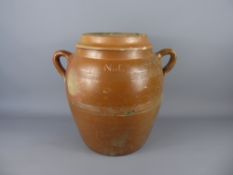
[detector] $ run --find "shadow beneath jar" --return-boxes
[140,117,193,153]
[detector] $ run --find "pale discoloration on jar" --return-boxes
[67,69,79,96]
[111,132,130,148]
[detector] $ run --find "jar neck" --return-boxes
[76,48,154,60]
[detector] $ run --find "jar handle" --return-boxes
[156,48,177,75]
[52,50,72,78]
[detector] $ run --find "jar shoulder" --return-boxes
[66,56,164,106]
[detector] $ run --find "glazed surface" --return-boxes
[52,32,176,155]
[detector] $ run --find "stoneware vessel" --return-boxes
[52,33,176,156]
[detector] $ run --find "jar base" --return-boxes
[86,143,145,156]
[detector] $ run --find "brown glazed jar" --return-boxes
[52,33,176,156]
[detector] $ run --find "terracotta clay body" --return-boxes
[53,33,176,156]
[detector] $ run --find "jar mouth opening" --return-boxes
[83,32,147,37]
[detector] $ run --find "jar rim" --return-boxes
[76,32,152,51]
[82,32,147,37]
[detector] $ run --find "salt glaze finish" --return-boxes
[52,33,176,156]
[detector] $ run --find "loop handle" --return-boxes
[52,50,72,78]
[156,48,177,75]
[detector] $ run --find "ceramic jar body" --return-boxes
[53,33,176,156]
